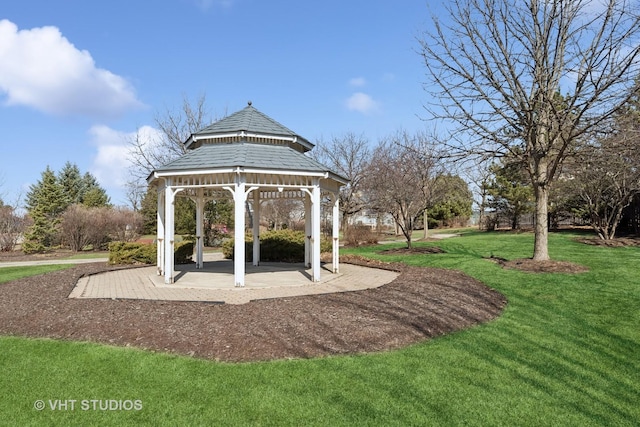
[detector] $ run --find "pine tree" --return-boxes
[80,172,110,207]
[23,167,66,253]
[58,161,83,207]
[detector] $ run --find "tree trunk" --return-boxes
[423,211,429,239]
[533,184,550,261]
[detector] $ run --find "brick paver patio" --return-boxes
[69,256,399,305]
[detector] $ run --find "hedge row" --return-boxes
[222,229,332,263]
[108,241,194,265]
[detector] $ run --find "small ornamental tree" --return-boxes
[365,131,442,249]
[0,204,28,251]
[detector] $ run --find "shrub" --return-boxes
[108,242,156,265]
[222,230,332,262]
[344,225,379,246]
[174,241,194,264]
[109,241,195,265]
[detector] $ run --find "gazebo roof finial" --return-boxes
[247,100,252,106]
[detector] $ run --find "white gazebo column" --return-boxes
[163,183,176,284]
[252,190,260,266]
[304,193,311,268]
[156,185,165,276]
[311,180,321,282]
[195,188,204,269]
[233,178,246,287]
[225,175,257,287]
[332,195,340,274]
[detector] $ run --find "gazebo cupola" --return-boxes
[148,102,348,287]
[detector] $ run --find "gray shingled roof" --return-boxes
[154,142,347,182]
[193,104,313,149]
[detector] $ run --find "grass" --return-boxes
[1,231,639,425]
[0,264,74,284]
[65,252,109,260]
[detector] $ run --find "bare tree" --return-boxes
[419,0,640,260]
[0,186,27,252]
[569,122,640,239]
[109,206,144,242]
[365,131,442,249]
[127,93,213,184]
[261,198,303,230]
[0,205,27,251]
[313,132,370,230]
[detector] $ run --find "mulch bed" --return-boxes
[487,256,589,273]
[575,236,640,247]
[0,259,506,363]
[378,246,445,255]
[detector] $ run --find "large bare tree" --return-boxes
[419,0,640,260]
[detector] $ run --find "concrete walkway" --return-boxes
[69,254,399,305]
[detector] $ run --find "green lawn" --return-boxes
[0,264,74,284]
[1,231,638,426]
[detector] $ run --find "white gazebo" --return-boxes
[147,102,348,286]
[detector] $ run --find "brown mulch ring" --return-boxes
[0,259,506,363]
[377,246,445,255]
[575,236,640,247]
[487,256,589,274]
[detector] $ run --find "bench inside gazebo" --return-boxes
[147,102,348,286]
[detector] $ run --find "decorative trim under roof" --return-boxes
[149,142,348,184]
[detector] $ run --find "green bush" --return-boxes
[108,241,194,265]
[174,241,194,264]
[108,241,156,265]
[222,230,332,262]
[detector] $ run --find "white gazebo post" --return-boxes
[304,193,311,268]
[252,189,260,266]
[156,184,165,276]
[225,174,258,287]
[311,180,321,282]
[195,188,204,269]
[232,175,246,287]
[163,181,176,284]
[332,195,340,273]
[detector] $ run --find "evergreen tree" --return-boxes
[56,163,110,208]
[82,186,110,207]
[58,162,83,207]
[139,188,195,235]
[487,158,534,230]
[140,188,158,235]
[23,166,66,252]
[80,172,110,207]
[427,175,473,227]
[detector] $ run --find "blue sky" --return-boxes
[1,0,436,206]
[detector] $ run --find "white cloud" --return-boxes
[0,19,143,118]
[89,125,162,191]
[345,92,380,115]
[349,77,366,87]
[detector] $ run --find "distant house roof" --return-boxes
[153,142,348,184]
[185,102,313,152]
